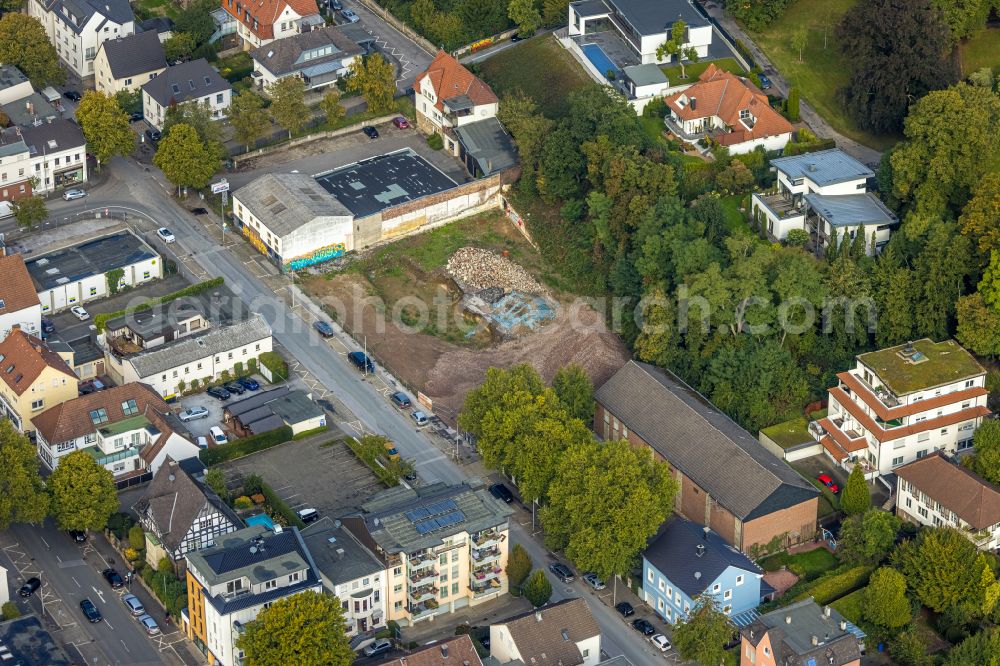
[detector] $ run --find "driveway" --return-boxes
[340,0,434,90]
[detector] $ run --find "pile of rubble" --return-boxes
[446,247,546,295]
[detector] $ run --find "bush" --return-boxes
[106,511,135,540]
[786,87,800,122]
[258,351,288,381]
[523,570,552,607]
[427,133,444,150]
[94,277,225,331]
[1,602,20,620]
[243,474,265,496]
[234,495,253,510]
[158,557,174,574]
[129,524,146,550]
[292,425,330,440]
[794,565,875,605]
[199,426,293,465]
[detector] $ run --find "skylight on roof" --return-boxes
[171,84,180,94]
[188,79,196,90]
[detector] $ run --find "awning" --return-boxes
[300,60,347,79]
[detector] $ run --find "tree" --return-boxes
[1,602,20,621]
[967,420,1000,484]
[48,450,118,531]
[551,365,593,422]
[864,567,912,630]
[786,228,809,247]
[346,55,396,115]
[228,91,270,150]
[457,0,509,41]
[0,0,25,12]
[76,91,135,168]
[837,508,900,565]
[163,99,224,150]
[522,570,552,607]
[912,220,970,340]
[508,0,542,36]
[174,0,216,46]
[205,468,229,501]
[656,21,696,79]
[0,419,49,530]
[163,32,196,62]
[235,590,353,666]
[459,365,544,440]
[267,76,308,139]
[541,439,677,579]
[507,543,532,591]
[541,0,567,25]
[943,628,1000,666]
[837,0,957,134]
[0,14,64,88]
[715,159,754,193]
[956,293,1000,357]
[320,89,346,127]
[723,0,793,30]
[959,172,1000,264]
[786,86,800,121]
[114,88,142,115]
[890,630,934,666]
[10,196,47,229]
[408,0,436,34]
[840,465,870,516]
[791,30,807,62]
[931,0,993,44]
[153,123,220,192]
[672,597,731,666]
[129,524,146,551]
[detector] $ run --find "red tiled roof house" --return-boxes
[220,0,322,50]
[414,51,499,137]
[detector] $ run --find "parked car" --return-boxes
[123,594,145,616]
[197,436,209,448]
[489,483,513,503]
[129,111,143,122]
[191,207,209,215]
[362,125,379,139]
[548,562,574,583]
[145,129,161,142]
[156,227,176,243]
[390,391,411,409]
[582,572,605,590]
[70,306,90,320]
[758,74,773,89]
[237,376,260,391]
[817,473,840,493]
[63,188,87,200]
[347,351,375,373]
[63,90,82,101]
[41,318,55,334]
[631,618,656,636]
[102,568,124,588]
[138,614,160,636]
[78,379,105,395]
[297,508,320,523]
[80,598,102,623]
[510,33,522,42]
[328,0,342,8]
[313,320,335,337]
[383,441,400,460]
[392,116,409,129]
[224,381,246,395]
[210,426,228,445]
[364,638,392,657]
[340,7,359,22]
[650,634,671,652]
[206,386,231,400]
[18,577,41,597]
[615,602,635,617]
[68,530,86,543]
[410,410,429,427]
[179,406,210,422]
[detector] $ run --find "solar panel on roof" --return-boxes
[405,507,430,522]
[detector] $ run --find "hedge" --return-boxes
[199,426,293,465]
[261,481,306,529]
[95,277,225,331]
[345,436,400,487]
[793,565,875,606]
[830,587,866,624]
[292,425,330,440]
[259,351,289,381]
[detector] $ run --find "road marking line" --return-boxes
[105,620,113,630]
[121,639,130,653]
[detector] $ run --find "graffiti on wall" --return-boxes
[285,243,347,271]
[241,223,270,256]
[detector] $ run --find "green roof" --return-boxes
[761,417,812,449]
[98,415,153,437]
[857,339,985,396]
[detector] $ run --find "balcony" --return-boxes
[472,530,499,548]
[469,580,501,598]
[409,568,437,586]
[847,372,902,409]
[408,551,435,569]
[752,191,802,221]
[409,600,439,617]
[407,584,438,604]
[472,546,500,564]
[472,565,502,582]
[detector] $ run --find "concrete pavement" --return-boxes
[341,0,434,91]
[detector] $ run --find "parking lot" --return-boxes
[219,432,387,518]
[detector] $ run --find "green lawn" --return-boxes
[479,35,595,118]
[660,57,745,85]
[761,416,813,448]
[746,0,897,151]
[135,0,180,20]
[830,587,865,623]
[720,194,750,233]
[758,548,838,579]
[959,27,1000,76]
[809,408,828,420]
[639,115,666,145]
[217,52,254,83]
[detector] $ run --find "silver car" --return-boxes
[123,594,145,616]
[582,572,606,590]
[178,406,210,422]
[63,189,87,200]
[340,7,359,22]
[138,614,160,636]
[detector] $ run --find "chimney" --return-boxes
[785,616,791,625]
[824,605,831,617]
[561,629,569,641]
[838,620,847,631]
[811,635,818,646]
[696,544,705,558]
[694,571,701,580]
[440,645,448,659]
[808,163,817,172]
[535,610,543,622]
[703,526,710,540]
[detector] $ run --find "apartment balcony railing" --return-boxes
[409,600,439,617]
[408,552,435,569]
[407,585,438,604]
[472,530,499,548]
[472,566,502,582]
[471,546,501,563]
[469,580,501,598]
[408,568,437,586]
[752,191,802,220]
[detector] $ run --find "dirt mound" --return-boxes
[447,247,546,295]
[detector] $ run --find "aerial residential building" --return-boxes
[642,516,770,625]
[567,0,712,65]
[28,0,135,79]
[739,599,864,666]
[19,120,89,194]
[378,635,482,666]
[141,59,232,131]
[0,615,74,665]
[594,361,819,553]
[301,516,388,637]
[0,65,34,106]
[813,339,989,475]
[0,127,34,202]
[414,51,499,136]
[103,298,209,354]
[185,524,323,666]
[138,16,174,42]
[0,254,43,340]
[489,598,601,666]
[223,386,326,437]
[343,482,513,626]
[895,452,1000,550]
[94,31,167,95]
[219,0,323,50]
[0,328,77,434]
[249,24,362,91]
[134,458,242,570]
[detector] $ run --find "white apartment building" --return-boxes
[0,254,43,340]
[896,452,1000,551]
[490,598,601,666]
[28,0,135,79]
[219,0,322,50]
[185,524,324,666]
[813,339,990,476]
[141,59,232,131]
[344,483,513,626]
[0,121,88,201]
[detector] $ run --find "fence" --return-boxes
[231,113,399,166]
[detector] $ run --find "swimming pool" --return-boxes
[581,43,619,79]
[245,513,275,530]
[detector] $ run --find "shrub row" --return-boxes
[345,436,400,487]
[793,565,875,606]
[140,566,187,617]
[199,426,293,465]
[259,351,289,381]
[292,425,330,440]
[830,586,866,624]
[94,277,225,331]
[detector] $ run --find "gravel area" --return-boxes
[446,247,547,295]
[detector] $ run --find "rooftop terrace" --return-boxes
[858,339,986,396]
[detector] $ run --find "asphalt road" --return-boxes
[340,0,435,91]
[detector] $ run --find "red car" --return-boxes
[817,473,839,493]
[393,116,409,129]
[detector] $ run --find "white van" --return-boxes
[197,436,209,449]
[0,201,12,220]
[209,426,228,445]
[297,508,319,523]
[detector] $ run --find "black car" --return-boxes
[129,111,143,122]
[18,577,41,597]
[207,386,231,400]
[758,74,773,89]
[41,318,55,334]
[63,90,82,101]
[145,129,162,142]
[404,86,415,96]
[347,351,375,373]
[238,376,260,391]
[224,381,246,395]
[510,33,522,42]
[313,320,335,337]
[69,530,86,543]
[328,0,342,8]
[632,618,656,636]
[102,568,124,588]
[191,207,209,215]
[548,562,574,583]
[489,483,514,504]
[80,598,102,623]
[615,602,635,617]
[362,125,379,139]
[390,391,411,409]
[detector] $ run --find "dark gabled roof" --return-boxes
[39,0,133,35]
[498,599,600,666]
[224,385,291,418]
[643,516,763,598]
[896,452,1000,530]
[452,117,518,176]
[18,119,86,156]
[99,32,166,80]
[141,59,229,108]
[595,361,818,520]
[250,24,362,77]
[743,599,863,666]
[377,635,483,666]
[0,614,73,666]
[139,16,174,34]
